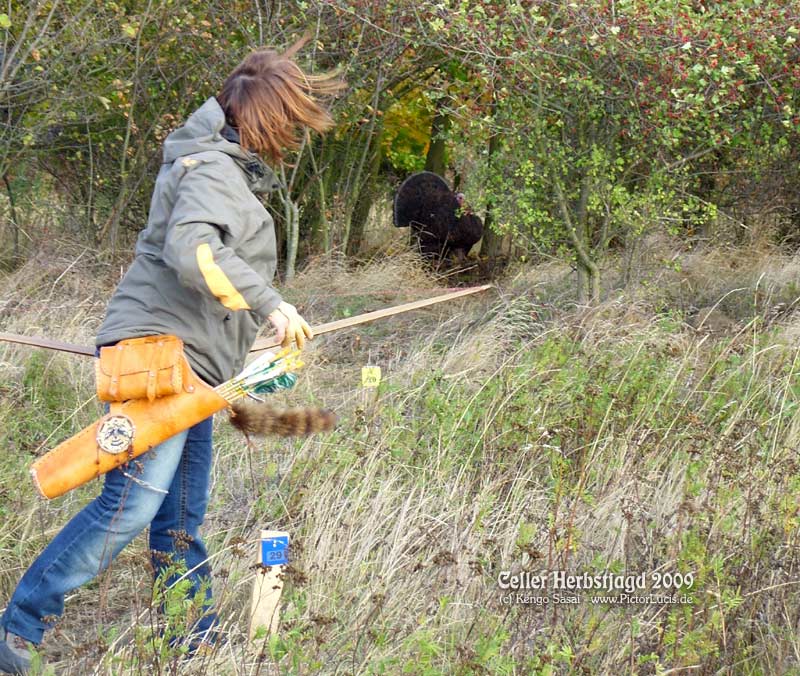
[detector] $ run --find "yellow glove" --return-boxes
[268,301,314,349]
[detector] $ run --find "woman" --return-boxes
[0,47,342,674]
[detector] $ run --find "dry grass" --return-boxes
[2,245,800,673]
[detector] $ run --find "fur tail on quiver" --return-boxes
[229,400,337,437]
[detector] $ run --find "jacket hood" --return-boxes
[163,97,281,194]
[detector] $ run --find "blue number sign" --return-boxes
[261,534,289,566]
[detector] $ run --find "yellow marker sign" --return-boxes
[361,366,381,388]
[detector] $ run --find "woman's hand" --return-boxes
[268,301,314,349]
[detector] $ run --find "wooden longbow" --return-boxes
[0,284,493,357]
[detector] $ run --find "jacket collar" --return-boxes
[220,123,281,195]
[163,98,282,195]
[234,153,281,195]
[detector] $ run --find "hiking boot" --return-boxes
[0,627,32,675]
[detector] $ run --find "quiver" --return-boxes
[31,370,229,499]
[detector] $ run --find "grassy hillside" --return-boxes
[2,240,800,674]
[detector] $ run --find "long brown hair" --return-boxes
[218,40,344,163]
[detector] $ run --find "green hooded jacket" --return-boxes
[95,97,284,385]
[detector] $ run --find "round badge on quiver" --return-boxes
[96,415,136,454]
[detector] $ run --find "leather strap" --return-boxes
[146,339,162,401]
[108,344,125,400]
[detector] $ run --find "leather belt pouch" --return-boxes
[96,335,191,402]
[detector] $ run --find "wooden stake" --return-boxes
[360,363,381,416]
[249,530,289,640]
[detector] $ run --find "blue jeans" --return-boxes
[1,416,216,645]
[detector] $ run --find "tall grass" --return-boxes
[2,247,800,673]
